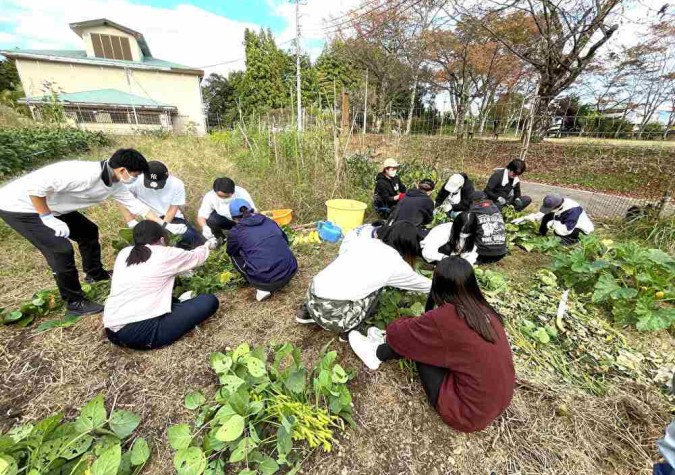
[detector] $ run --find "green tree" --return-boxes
[315,40,357,108]
[202,73,241,128]
[0,58,20,92]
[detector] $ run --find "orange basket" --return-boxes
[262,209,293,226]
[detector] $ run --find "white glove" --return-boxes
[512,217,525,225]
[202,226,214,239]
[205,238,218,250]
[165,222,187,235]
[547,219,555,229]
[40,213,70,238]
[127,219,139,228]
[497,197,507,205]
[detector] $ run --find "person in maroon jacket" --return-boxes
[348,256,515,433]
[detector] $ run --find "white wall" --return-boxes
[15,59,206,135]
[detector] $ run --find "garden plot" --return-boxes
[0,135,673,475]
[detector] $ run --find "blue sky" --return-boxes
[0,0,361,75]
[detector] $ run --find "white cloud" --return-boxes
[0,0,261,76]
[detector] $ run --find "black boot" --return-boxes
[67,299,104,316]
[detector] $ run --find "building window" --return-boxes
[137,112,161,125]
[91,33,133,61]
[109,111,130,124]
[76,110,97,123]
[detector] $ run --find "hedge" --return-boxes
[0,127,110,177]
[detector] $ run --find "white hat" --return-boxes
[382,158,400,171]
[444,174,465,193]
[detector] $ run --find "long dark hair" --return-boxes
[442,212,477,255]
[378,221,420,267]
[430,257,504,343]
[126,220,166,266]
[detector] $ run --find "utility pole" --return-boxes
[295,0,303,132]
[363,69,368,135]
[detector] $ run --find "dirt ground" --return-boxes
[0,136,672,475]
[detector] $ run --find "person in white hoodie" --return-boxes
[0,149,184,316]
[103,220,219,350]
[295,222,431,336]
[512,194,594,245]
[197,177,256,241]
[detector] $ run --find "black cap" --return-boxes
[144,161,169,190]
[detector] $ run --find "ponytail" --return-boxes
[125,220,166,266]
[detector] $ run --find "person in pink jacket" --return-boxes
[103,220,219,350]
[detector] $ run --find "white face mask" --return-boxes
[119,169,138,184]
[386,168,397,178]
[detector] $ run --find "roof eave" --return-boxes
[19,98,177,111]
[1,51,203,76]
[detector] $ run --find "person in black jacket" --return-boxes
[435,173,475,219]
[484,159,532,212]
[388,179,435,231]
[373,158,407,218]
[462,191,507,264]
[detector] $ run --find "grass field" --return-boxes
[0,134,673,474]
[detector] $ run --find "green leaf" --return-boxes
[204,459,226,475]
[232,343,251,362]
[130,437,150,466]
[276,426,292,458]
[174,447,207,475]
[283,369,306,394]
[167,424,192,450]
[243,355,266,378]
[90,443,121,475]
[258,455,280,475]
[532,328,550,344]
[209,353,232,374]
[238,470,257,475]
[229,387,250,416]
[229,437,256,463]
[108,410,140,438]
[213,404,237,422]
[248,401,264,416]
[74,394,107,433]
[184,391,206,410]
[60,434,94,460]
[0,454,18,475]
[7,424,33,442]
[331,364,348,384]
[591,273,622,303]
[3,311,23,323]
[218,375,246,395]
[215,414,245,442]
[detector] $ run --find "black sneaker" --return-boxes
[67,299,104,316]
[85,270,111,284]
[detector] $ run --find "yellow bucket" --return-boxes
[262,209,293,226]
[325,199,367,233]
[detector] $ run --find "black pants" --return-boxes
[0,210,106,303]
[496,196,532,212]
[105,294,219,350]
[476,253,506,265]
[206,211,236,239]
[376,343,446,408]
[231,255,296,292]
[558,229,582,246]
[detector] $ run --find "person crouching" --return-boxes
[226,198,298,302]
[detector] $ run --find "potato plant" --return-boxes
[0,394,150,475]
[167,343,354,475]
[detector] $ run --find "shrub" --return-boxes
[0,126,110,177]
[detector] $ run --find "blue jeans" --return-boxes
[105,294,219,350]
[169,216,205,250]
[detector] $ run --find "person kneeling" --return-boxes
[420,218,478,265]
[296,222,431,336]
[103,221,219,350]
[348,257,515,433]
[513,194,594,246]
[226,199,298,302]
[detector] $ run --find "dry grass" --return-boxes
[0,135,671,474]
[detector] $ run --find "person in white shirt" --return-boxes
[121,161,205,249]
[295,222,431,336]
[422,217,479,265]
[103,220,219,350]
[197,177,256,241]
[512,194,594,245]
[338,222,381,255]
[0,149,180,316]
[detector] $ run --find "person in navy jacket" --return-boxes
[226,198,298,302]
[513,194,594,245]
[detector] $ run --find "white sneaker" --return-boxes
[348,331,382,370]
[256,289,272,302]
[178,291,193,302]
[367,327,386,346]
